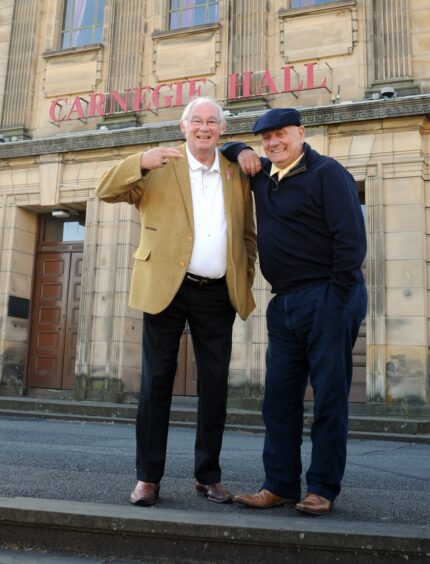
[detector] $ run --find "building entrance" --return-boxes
[27,213,85,390]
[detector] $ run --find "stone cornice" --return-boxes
[1,94,429,160]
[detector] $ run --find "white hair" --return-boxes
[181,97,225,123]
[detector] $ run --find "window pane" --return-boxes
[170,11,180,29]
[81,0,96,26]
[62,0,104,48]
[72,28,92,47]
[63,221,85,242]
[291,0,332,6]
[193,6,205,25]
[96,0,105,23]
[61,31,71,49]
[94,25,103,43]
[169,0,218,30]
[44,217,85,242]
[208,3,217,22]
[64,0,74,29]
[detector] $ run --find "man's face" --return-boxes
[180,102,225,157]
[261,125,305,168]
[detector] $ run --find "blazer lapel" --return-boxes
[220,152,234,239]
[172,144,194,230]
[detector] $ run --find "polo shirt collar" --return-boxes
[270,152,303,181]
[186,144,220,173]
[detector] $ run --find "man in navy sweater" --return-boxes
[221,108,367,515]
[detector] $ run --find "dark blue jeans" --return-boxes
[262,282,367,502]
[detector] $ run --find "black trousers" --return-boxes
[135,278,236,485]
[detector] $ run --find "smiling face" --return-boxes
[180,101,226,165]
[261,125,305,169]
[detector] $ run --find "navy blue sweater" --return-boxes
[221,142,366,301]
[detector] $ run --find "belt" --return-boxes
[184,272,226,287]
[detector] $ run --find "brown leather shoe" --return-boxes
[296,493,333,515]
[234,489,297,508]
[195,481,233,503]
[129,481,160,506]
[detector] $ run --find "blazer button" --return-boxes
[179,261,185,267]
[187,236,192,242]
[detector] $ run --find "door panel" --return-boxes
[27,251,82,390]
[62,252,83,389]
[27,253,70,388]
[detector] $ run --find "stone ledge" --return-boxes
[0,95,429,160]
[0,497,428,563]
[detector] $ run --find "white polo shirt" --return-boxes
[186,144,227,279]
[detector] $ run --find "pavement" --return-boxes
[0,396,429,563]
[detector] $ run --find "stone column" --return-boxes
[0,198,36,393]
[366,166,386,402]
[367,128,428,408]
[75,194,141,401]
[101,0,145,128]
[227,0,268,110]
[0,0,38,139]
[368,0,417,96]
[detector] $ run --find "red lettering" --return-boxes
[88,92,106,117]
[188,78,207,99]
[152,83,173,109]
[108,90,130,114]
[174,80,184,107]
[48,66,333,123]
[132,86,152,112]
[65,96,87,121]
[305,62,327,90]
[228,72,253,99]
[48,97,69,122]
[256,69,279,97]
[282,66,292,93]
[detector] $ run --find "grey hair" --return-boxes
[181,96,225,123]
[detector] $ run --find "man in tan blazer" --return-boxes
[95,97,256,507]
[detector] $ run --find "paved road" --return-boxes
[0,416,429,526]
[0,547,159,563]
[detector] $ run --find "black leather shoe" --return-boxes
[129,481,160,506]
[195,481,233,503]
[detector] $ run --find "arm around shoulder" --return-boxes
[242,175,257,286]
[221,142,262,176]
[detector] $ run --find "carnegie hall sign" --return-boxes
[49,64,329,123]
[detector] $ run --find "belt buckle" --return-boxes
[186,273,205,285]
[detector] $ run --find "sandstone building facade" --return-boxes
[0,0,429,411]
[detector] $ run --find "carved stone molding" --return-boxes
[152,24,221,81]
[1,94,430,160]
[279,0,358,62]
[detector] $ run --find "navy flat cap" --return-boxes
[253,108,302,134]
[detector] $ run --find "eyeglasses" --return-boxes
[189,118,220,128]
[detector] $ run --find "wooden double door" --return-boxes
[27,249,82,390]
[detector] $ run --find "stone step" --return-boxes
[0,497,428,564]
[0,396,429,441]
